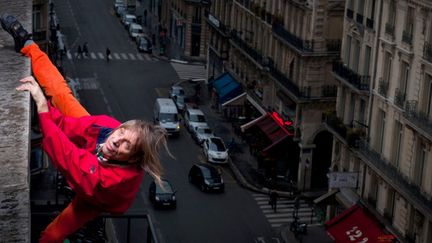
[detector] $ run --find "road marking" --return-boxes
[90,52,97,59]
[136,54,144,60]
[144,54,151,61]
[120,53,128,59]
[97,52,104,59]
[128,53,136,60]
[113,53,120,59]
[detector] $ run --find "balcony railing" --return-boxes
[378,78,389,97]
[394,88,406,109]
[356,14,364,24]
[323,112,365,147]
[404,100,432,138]
[357,138,432,218]
[346,9,353,19]
[230,31,264,65]
[206,15,230,36]
[272,23,314,52]
[332,61,370,91]
[385,23,395,36]
[423,42,432,63]
[402,30,413,45]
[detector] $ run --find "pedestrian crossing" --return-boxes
[66,51,157,62]
[252,193,320,229]
[170,61,207,81]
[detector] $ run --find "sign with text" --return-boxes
[328,172,358,188]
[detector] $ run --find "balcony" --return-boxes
[323,112,365,147]
[206,14,230,37]
[394,88,406,109]
[230,31,264,65]
[423,42,432,63]
[402,30,413,45]
[385,23,395,37]
[357,139,432,219]
[272,23,314,52]
[332,61,370,92]
[404,100,432,139]
[346,9,353,19]
[356,14,364,24]
[378,78,389,97]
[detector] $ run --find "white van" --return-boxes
[154,98,180,136]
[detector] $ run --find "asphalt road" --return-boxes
[53,0,280,242]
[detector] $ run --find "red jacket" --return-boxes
[38,103,144,214]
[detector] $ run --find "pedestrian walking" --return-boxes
[83,42,89,57]
[76,45,82,59]
[269,190,278,212]
[106,47,111,62]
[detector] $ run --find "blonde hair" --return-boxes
[115,120,172,186]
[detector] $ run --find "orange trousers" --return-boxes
[22,43,101,242]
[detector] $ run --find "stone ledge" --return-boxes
[0,1,32,241]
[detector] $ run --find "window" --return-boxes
[344,35,352,66]
[405,7,414,36]
[368,0,376,20]
[385,189,396,219]
[351,39,360,72]
[359,99,366,126]
[32,5,42,31]
[376,109,386,154]
[383,52,392,83]
[357,0,365,15]
[413,141,427,187]
[391,120,403,168]
[399,62,410,95]
[388,1,396,26]
[348,93,355,125]
[423,75,432,118]
[363,46,371,76]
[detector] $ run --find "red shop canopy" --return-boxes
[325,205,393,242]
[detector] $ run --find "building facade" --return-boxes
[161,0,210,60]
[326,0,432,242]
[206,0,345,191]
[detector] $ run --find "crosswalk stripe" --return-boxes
[66,52,72,60]
[128,53,136,60]
[97,52,104,59]
[90,52,97,59]
[66,52,156,62]
[121,53,128,59]
[136,54,144,60]
[113,53,120,59]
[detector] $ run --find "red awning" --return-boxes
[325,205,392,242]
[252,113,293,152]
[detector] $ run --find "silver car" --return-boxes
[191,126,214,145]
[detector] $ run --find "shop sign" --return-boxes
[328,172,358,188]
[270,111,293,128]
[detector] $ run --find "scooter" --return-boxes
[290,216,308,237]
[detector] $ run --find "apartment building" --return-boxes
[206,0,344,191]
[326,0,432,242]
[160,0,210,59]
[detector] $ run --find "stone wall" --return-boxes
[0,1,32,241]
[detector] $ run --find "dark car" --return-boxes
[148,179,177,208]
[137,36,152,53]
[188,163,224,192]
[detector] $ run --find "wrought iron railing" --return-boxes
[394,88,406,109]
[378,78,389,97]
[323,112,367,147]
[357,138,432,218]
[404,100,432,138]
[230,31,264,64]
[272,23,314,52]
[424,42,432,63]
[206,15,230,36]
[385,23,395,36]
[402,30,413,45]
[332,61,370,91]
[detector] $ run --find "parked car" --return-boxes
[191,126,214,145]
[148,179,177,208]
[113,0,124,10]
[121,14,137,28]
[203,137,229,164]
[188,163,224,192]
[184,108,207,132]
[169,85,185,99]
[128,23,143,40]
[115,4,127,17]
[136,36,152,53]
